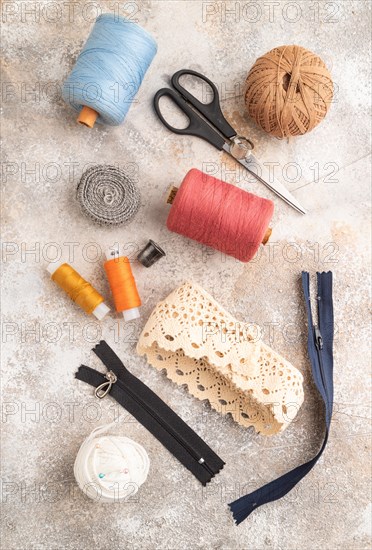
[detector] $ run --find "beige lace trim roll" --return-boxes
[137,282,304,435]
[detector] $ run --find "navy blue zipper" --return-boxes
[229,272,334,525]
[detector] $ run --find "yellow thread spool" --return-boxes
[47,261,110,320]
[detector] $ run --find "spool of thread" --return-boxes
[104,249,141,321]
[62,14,157,127]
[77,165,141,226]
[245,45,333,138]
[47,261,110,320]
[166,169,273,262]
[74,423,150,502]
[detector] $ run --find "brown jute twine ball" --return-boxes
[244,45,333,138]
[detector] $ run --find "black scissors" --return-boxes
[154,69,306,214]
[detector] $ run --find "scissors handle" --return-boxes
[154,88,227,150]
[171,69,236,139]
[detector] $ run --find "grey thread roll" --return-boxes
[77,165,141,226]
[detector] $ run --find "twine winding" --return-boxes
[77,165,141,226]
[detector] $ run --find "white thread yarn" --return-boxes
[74,423,150,502]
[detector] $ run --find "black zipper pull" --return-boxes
[94,370,117,399]
[314,326,323,350]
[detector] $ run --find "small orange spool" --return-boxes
[104,256,141,321]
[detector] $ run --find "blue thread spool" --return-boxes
[62,14,157,127]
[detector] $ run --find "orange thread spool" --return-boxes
[104,256,141,321]
[47,262,110,320]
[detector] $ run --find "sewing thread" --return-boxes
[104,255,141,321]
[47,262,110,320]
[166,169,274,262]
[62,14,157,126]
[74,423,150,502]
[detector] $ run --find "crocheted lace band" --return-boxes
[137,282,304,435]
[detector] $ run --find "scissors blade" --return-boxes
[231,149,307,214]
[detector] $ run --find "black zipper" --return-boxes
[113,375,215,476]
[75,342,225,485]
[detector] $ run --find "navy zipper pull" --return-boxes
[314,327,323,350]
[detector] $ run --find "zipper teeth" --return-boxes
[315,336,327,392]
[316,276,327,393]
[114,376,215,476]
[304,272,327,393]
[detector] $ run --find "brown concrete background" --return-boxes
[1,1,371,548]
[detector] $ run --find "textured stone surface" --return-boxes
[1,1,371,548]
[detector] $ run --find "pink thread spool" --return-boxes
[166,169,273,262]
